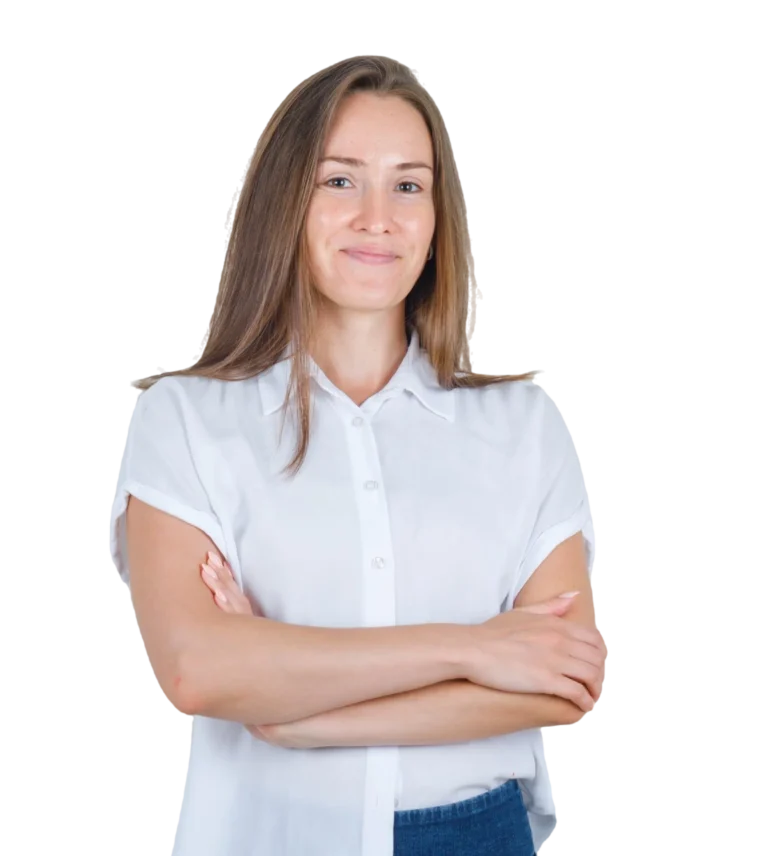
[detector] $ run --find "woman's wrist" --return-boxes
[445,623,482,682]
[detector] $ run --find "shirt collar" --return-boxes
[258,328,455,422]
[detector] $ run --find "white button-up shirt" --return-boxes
[109,329,595,856]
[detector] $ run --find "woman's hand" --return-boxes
[200,551,257,616]
[466,593,607,713]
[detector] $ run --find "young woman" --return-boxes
[110,55,606,856]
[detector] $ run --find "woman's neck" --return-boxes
[311,313,408,405]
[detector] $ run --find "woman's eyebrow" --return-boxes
[320,155,433,172]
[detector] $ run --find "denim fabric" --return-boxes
[393,778,537,856]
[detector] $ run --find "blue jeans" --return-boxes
[393,778,537,856]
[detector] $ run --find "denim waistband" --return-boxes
[393,778,523,827]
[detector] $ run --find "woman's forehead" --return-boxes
[322,94,433,165]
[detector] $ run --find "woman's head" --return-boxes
[134,55,538,475]
[306,91,435,337]
[206,54,464,362]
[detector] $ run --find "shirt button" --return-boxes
[364,480,378,490]
[352,416,364,426]
[372,557,386,569]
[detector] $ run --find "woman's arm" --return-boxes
[265,534,601,748]
[268,678,583,748]
[202,532,604,748]
[126,498,473,726]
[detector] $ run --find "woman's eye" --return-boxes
[323,177,421,194]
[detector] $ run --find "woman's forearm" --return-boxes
[182,615,473,726]
[279,678,584,748]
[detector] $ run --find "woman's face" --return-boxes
[306,92,435,317]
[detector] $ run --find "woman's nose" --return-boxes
[357,190,392,232]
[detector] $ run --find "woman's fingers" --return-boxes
[564,638,606,670]
[552,657,601,686]
[556,652,604,702]
[550,675,595,712]
[556,618,607,658]
[201,562,233,611]
[592,654,605,701]
[206,551,230,573]
[540,619,607,703]
[571,660,608,702]
[200,552,255,617]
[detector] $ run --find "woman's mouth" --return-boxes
[342,250,398,265]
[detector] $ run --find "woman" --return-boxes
[110,55,606,856]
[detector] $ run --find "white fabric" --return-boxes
[109,329,595,855]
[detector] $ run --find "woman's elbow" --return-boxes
[160,653,205,717]
[562,705,588,725]
[549,696,589,728]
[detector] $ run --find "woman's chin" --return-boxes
[325,282,407,310]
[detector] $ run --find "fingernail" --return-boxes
[560,590,580,599]
[207,552,224,569]
[202,564,217,580]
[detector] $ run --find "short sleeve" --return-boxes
[109,377,226,587]
[513,386,596,598]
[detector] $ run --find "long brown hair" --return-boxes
[133,55,540,477]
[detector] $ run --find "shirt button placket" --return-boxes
[347,408,400,854]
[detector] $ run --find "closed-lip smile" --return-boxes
[343,247,398,264]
